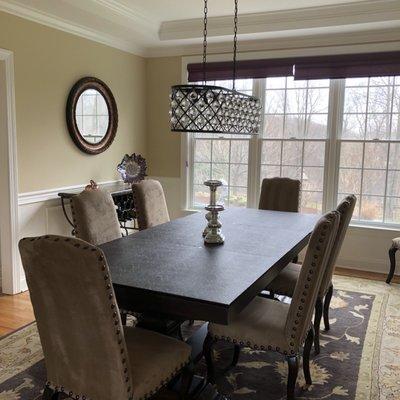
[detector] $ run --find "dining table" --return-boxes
[100,207,320,399]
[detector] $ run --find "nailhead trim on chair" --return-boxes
[23,236,134,400]
[27,235,192,400]
[209,213,336,357]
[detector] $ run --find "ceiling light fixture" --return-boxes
[169,0,261,135]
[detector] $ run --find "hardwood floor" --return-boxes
[335,266,400,284]
[0,267,397,339]
[0,291,35,337]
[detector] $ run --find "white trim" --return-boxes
[18,180,121,205]
[90,0,155,31]
[0,48,20,294]
[160,0,400,41]
[147,28,400,58]
[0,0,145,56]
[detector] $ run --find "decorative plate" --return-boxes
[117,153,147,183]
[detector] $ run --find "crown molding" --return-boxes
[159,0,400,41]
[146,26,400,58]
[0,0,147,56]
[84,0,156,32]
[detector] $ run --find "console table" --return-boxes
[58,181,137,236]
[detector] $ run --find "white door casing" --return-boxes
[0,49,20,294]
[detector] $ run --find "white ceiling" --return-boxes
[0,0,399,56]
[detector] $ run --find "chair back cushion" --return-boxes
[19,236,133,400]
[132,179,170,230]
[285,211,340,352]
[319,195,357,297]
[259,177,300,212]
[71,189,121,245]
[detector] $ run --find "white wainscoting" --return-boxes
[17,176,187,290]
[17,176,399,292]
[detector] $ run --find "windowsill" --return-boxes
[349,222,400,233]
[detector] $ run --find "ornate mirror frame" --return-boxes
[66,77,118,155]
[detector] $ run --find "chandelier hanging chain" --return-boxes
[232,0,238,90]
[202,0,208,84]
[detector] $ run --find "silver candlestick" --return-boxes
[203,180,225,245]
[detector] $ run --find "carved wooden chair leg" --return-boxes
[231,344,241,368]
[42,386,61,400]
[314,297,323,355]
[120,312,127,326]
[286,355,299,400]
[203,333,216,384]
[42,386,54,400]
[180,361,195,400]
[323,285,334,331]
[387,245,397,284]
[303,327,314,389]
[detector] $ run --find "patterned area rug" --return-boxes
[0,276,399,400]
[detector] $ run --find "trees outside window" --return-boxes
[188,75,400,227]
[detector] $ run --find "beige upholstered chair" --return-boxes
[259,177,301,212]
[203,211,340,400]
[19,235,193,400]
[132,179,170,230]
[70,189,121,245]
[265,195,356,354]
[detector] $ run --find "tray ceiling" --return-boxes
[0,0,399,56]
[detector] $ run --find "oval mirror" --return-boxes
[66,77,118,154]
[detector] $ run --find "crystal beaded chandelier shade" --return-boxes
[170,0,261,135]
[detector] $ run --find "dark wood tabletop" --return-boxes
[100,208,320,325]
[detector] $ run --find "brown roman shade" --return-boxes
[294,51,400,80]
[187,58,294,82]
[187,51,400,82]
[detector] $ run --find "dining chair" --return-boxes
[131,179,194,327]
[70,188,121,245]
[258,177,301,212]
[132,179,170,230]
[203,211,340,400]
[19,235,193,400]
[265,195,356,354]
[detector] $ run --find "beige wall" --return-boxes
[0,11,146,193]
[146,56,182,177]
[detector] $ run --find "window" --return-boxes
[262,77,330,213]
[191,79,253,208]
[187,75,400,227]
[339,77,400,224]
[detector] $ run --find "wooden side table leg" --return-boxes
[387,245,397,284]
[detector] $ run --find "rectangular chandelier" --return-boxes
[170,84,261,135]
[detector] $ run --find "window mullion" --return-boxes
[247,78,265,208]
[325,79,345,212]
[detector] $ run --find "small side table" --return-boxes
[387,237,400,284]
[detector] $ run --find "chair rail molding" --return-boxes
[0,48,20,295]
[18,180,120,205]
